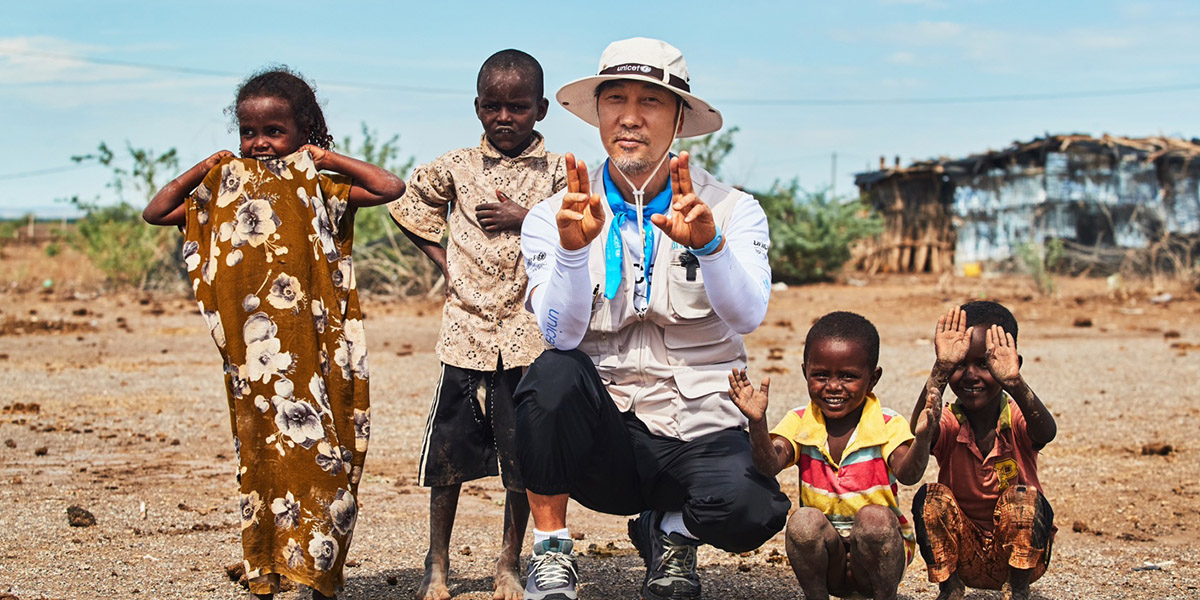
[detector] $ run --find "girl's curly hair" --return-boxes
[227,66,334,149]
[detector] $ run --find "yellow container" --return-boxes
[962,262,982,278]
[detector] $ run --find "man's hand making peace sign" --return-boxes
[555,153,606,251]
[556,150,724,253]
[650,151,724,253]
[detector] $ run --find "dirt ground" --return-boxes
[1,245,1199,600]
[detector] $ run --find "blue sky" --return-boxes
[3,0,1199,217]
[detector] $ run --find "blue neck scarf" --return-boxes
[602,159,672,300]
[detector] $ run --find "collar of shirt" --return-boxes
[479,131,547,161]
[600,159,673,300]
[950,393,1013,458]
[791,394,890,465]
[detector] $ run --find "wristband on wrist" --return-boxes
[690,226,723,256]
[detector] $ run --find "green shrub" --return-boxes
[1016,238,1064,295]
[340,123,445,296]
[757,181,882,283]
[66,142,185,289]
[66,199,181,288]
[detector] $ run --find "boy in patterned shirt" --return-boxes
[388,49,566,600]
[910,302,1056,600]
[730,311,938,600]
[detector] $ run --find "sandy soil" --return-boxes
[1,252,1198,599]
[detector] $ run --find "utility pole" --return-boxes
[830,152,838,198]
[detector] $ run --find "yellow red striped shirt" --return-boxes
[770,394,916,562]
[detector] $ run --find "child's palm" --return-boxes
[729,368,769,423]
[915,386,943,436]
[985,325,1021,385]
[934,307,972,364]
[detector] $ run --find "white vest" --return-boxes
[571,164,749,441]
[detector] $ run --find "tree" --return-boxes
[66,142,184,288]
[673,125,882,283]
[673,126,739,178]
[339,123,442,295]
[756,182,882,283]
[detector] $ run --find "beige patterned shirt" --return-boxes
[389,132,566,371]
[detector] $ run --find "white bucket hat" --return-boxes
[556,37,723,138]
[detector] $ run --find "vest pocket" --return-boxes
[666,249,714,320]
[663,318,742,366]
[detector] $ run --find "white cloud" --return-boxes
[0,36,137,84]
[887,51,918,65]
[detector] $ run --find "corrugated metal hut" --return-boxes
[852,134,1200,274]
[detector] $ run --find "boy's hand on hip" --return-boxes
[985,324,1022,387]
[651,152,721,251]
[556,153,605,251]
[934,306,972,368]
[476,190,528,233]
[728,368,770,424]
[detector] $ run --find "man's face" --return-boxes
[596,80,682,175]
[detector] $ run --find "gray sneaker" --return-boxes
[628,511,701,600]
[524,537,578,600]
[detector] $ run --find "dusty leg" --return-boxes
[847,505,904,600]
[935,573,966,600]
[417,484,460,600]
[785,507,846,600]
[493,490,530,600]
[1002,568,1032,600]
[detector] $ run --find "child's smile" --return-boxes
[803,337,882,422]
[948,328,1004,412]
[237,96,305,160]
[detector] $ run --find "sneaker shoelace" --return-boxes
[532,551,578,587]
[658,538,697,578]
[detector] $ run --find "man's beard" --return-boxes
[611,155,654,175]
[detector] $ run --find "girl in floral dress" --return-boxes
[143,68,405,599]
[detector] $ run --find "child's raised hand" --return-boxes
[914,385,943,438]
[556,153,605,251]
[204,150,235,170]
[985,324,1021,386]
[650,152,720,251]
[300,144,330,169]
[934,307,972,367]
[728,368,770,423]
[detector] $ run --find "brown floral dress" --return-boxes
[183,151,369,596]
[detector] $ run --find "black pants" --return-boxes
[514,348,791,553]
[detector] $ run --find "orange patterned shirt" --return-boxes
[388,132,566,370]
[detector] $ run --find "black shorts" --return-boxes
[417,358,524,491]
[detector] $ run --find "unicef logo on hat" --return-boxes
[613,63,655,75]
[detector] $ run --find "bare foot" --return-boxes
[416,566,451,600]
[492,566,523,600]
[936,574,966,600]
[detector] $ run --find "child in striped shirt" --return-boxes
[730,311,939,600]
